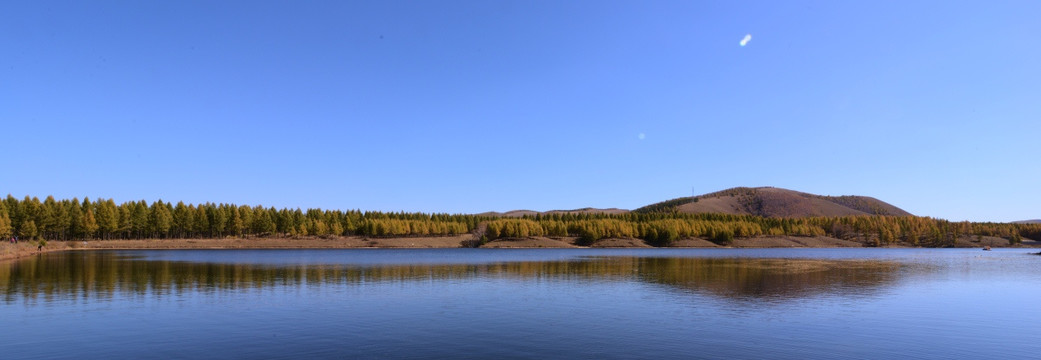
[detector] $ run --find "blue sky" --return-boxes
[2,1,1038,222]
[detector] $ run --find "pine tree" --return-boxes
[118,205,132,239]
[228,207,242,237]
[131,201,149,238]
[53,199,70,240]
[210,204,226,238]
[193,205,209,238]
[150,200,172,238]
[21,196,41,238]
[20,219,39,240]
[329,221,344,237]
[173,201,191,238]
[0,204,12,239]
[95,199,119,239]
[41,196,58,240]
[238,205,253,237]
[68,200,84,239]
[252,206,275,236]
[83,209,99,239]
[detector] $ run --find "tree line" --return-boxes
[1,195,1039,247]
[481,212,1040,246]
[0,195,482,241]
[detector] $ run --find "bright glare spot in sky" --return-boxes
[638,133,646,140]
[740,34,752,46]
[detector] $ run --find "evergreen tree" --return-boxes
[20,219,38,240]
[118,205,132,239]
[41,196,58,240]
[96,199,119,239]
[0,203,12,239]
[83,209,99,239]
[228,206,242,237]
[193,205,209,238]
[150,200,172,238]
[172,201,191,238]
[328,221,344,237]
[131,201,149,238]
[238,205,253,237]
[252,206,276,236]
[68,200,84,239]
[209,204,226,238]
[21,196,41,237]
[56,200,72,240]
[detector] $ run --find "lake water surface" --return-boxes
[3,248,1040,359]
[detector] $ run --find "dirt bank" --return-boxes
[731,236,865,248]
[1,241,72,262]
[590,237,654,248]
[482,237,579,248]
[0,236,472,262]
[3,234,1035,263]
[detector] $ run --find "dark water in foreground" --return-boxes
[2,248,1040,359]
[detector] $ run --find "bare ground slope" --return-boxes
[668,238,722,248]
[590,237,654,248]
[731,236,864,248]
[481,237,579,248]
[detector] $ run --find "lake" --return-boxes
[2,248,1040,359]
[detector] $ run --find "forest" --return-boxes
[1,195,1039,247]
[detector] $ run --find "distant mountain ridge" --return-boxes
[1013,219,1041,224]
[635,187,912,217]
[478,208,628,218]
[483,186,913,218]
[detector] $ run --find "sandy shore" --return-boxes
[1,234,1035,263]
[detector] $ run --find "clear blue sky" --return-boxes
[2,1,1038,222]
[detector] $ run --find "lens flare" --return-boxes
[739,34,752,46]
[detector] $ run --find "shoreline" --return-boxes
[2,234,1036,263]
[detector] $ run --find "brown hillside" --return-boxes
[476,210,539,217]
[546,207,629,215]
[479,208,629,218]
[641,187,911,218]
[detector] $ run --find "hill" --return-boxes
[635,187,912,218]
[478,208,629,218]
[1013,219,1041,224]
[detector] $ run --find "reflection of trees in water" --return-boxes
[1,253,901,304]
[636,257,902,301]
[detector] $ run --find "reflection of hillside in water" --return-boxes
[2,252,902,303]
[636,257,902,301]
